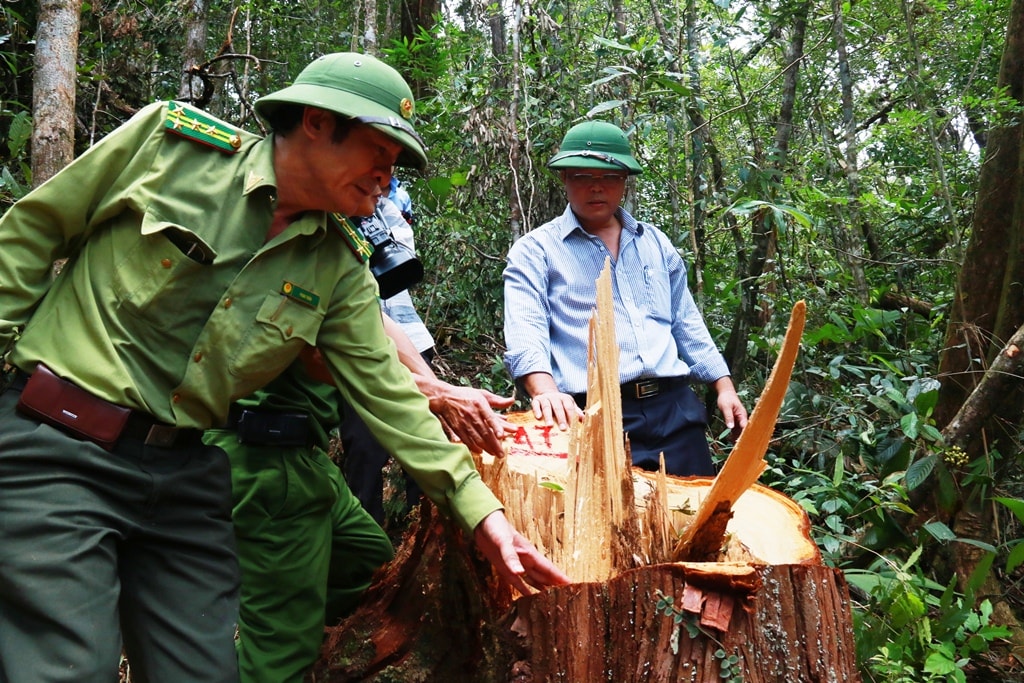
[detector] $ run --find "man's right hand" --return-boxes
[521,372,583,430]
[423,383,516,456]
[529,391,583,431]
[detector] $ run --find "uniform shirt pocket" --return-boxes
[229,292,324,380]
[110,214,216,331]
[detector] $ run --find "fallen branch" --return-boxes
[941,320,1024,446]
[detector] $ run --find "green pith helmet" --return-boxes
[547,120,642,175]
[255,52,427,170]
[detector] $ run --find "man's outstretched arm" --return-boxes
[381,314,515,456]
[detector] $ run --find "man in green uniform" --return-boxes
[216,316,515,683]
[0,52,568,683]
[207,362,392,683]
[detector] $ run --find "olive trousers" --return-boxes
[205,431,395,683]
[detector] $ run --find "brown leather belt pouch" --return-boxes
[16,363,129,450]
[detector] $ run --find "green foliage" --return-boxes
[9,0,1024,676]
[847,551,1011,682]
[993,497,1024,574]
[755,293,1018,677]
[0,109,30,203]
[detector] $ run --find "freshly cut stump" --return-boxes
[312,289,857,681]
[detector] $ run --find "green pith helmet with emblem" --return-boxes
[547,120,643,175]
[255,52,427,170]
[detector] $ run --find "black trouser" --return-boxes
[0,386,239,683]
[575,379,714,476]
[338,407,424,525]
[338,349,433,525]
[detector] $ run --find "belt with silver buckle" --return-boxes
[620,376,688,401]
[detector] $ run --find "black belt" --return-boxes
[620,376,689,401]
[120,413,204,448]
[572,375,689,407]
[224,404,312,447]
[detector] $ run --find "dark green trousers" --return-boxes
[205,431,394,683]
[0,388,239,683]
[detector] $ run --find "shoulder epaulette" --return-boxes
[164,101,243,154]
[328,213,374,263]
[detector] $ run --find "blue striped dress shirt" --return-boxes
[503,204,731,395]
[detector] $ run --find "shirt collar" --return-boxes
[244,135,330,247]
[555,203,642,240]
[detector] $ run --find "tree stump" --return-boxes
[309,488,859,682]
[311,279,859,682]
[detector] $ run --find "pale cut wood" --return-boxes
[673,300,806,562]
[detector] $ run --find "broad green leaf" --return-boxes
[900,412,919,440]
[923,649,956,675]
[586,100,626,117]
[905,454,937,490]
[1006,542,1024,574]
[994,496,1024,523]
[922,520,956,542]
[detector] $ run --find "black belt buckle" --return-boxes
[236,409,310,447]
[144,424,184,448]
[634,378,661,399]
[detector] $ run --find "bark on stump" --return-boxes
[311,286,858,682]
[309,493,859,683]
[310,413,860,683]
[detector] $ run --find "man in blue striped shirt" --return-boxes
[503,120,747,476]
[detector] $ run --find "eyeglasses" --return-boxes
[566,172,628,184]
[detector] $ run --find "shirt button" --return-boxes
[161,258,172,268]
[285,325,294,336]
[193,352,203,362]
[172,393,181,404]
[223,297,233,309]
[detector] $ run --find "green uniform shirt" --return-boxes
[0,101,499,532]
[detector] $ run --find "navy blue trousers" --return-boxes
[576,383,714,476]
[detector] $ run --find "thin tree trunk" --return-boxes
[724,0,808,382]
[507,1,525,240]
[362,0,378,55]
[683,0,710,289]
[177,0,208,103]
[831,0,869,302]
[646,0,704,297]
[901,0,962,255]
[612,0,626,37]
[32,0,82,187]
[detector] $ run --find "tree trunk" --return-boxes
[32,0,81,187]
[310,501,858,683]
[362,0,378,55]
[877,290,933,317]
[935,0,1024,433]
[831,0,870,301]
[177,0,208,103]
[917,0,1024,658]
[313,273,857,682]
[724,2,807,382]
